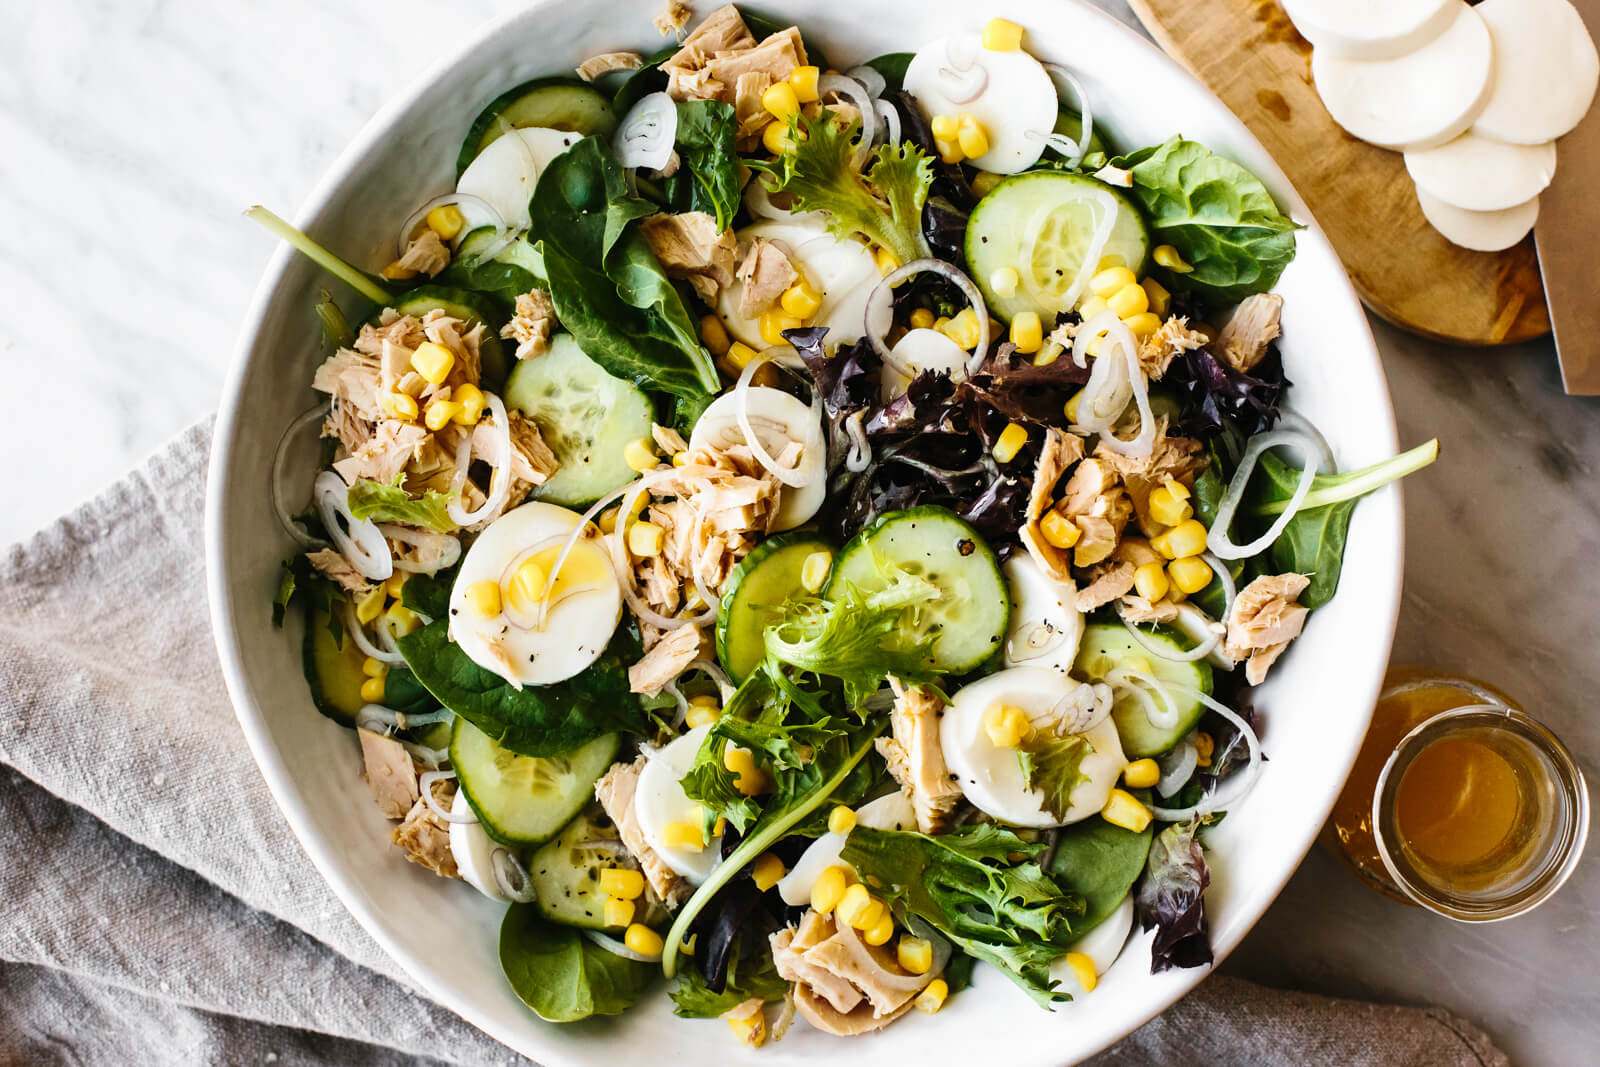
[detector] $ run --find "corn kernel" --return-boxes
[600,868,646,899]
[714,816,728,837]
[1102,788,1153,833]
[624,923,664,957]
[627,520,665,557]
[360,676,386,703]
[685,698,720,729]
[1147,485,1193,527]
[724,745,767,796]
[984,703,1033,748]
[988,266,1021,299]
[836,884,876,928]
[410,341,456,385]
[915,978,949,1014]
[1077,294,1110,321]
[384,602,421,636]
[982,16,1024,51]
[800,550,832,593]
[361,656,387,678]
[452,383,485,425]
[1164,518,1209,559]
[1124,758,1161,789]
[382,392,419,421]
[380,259,417,281]
[762,81,800,120]
[1133,561,1170,602]
[751,852,787,891]
[1150,529,1176,560]
[726,1001,766,1047]
[724,341,759,372]
[596,506,620,535]
[1193,731,1215,767]
[780,280,822,319]
[1141,276,1171,317]
[956,116,990,159]
[811,865,849,914]
[423,399,461,431]
[1034,343,1062,367]
[604,896,635,928]
[941,306,982,350]
[1153,244,1193,273]
[828,806,857,835]
[1064,951,1098,993]
[759,308,802,346]
[934,137,964,165]
[1124,311,1162,339]
[1064,388,1085,423]
[1009,310,1043,354]
[864,911,895,946]
[1168,556,1214,596]
[762,119,797,155]
[874,245,901,276]
[699,314,731,356]
[897,936,933,974]
[662,821,705,851]
[1165,478,1191,501]
[1040,509,1081,549]
[1090,266,1138,298]
[355,586,386,625]
[930,114,960,141]
[1106,282,1150,319]
[623,437,658,473]
[992,421,1029,464]
[464,580,502,618]
[424,203,465,240]
[908,307,936,330]
[789,64,821,102]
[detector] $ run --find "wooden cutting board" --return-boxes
[1127,0,1550,346]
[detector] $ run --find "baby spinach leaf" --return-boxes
[1047,812,1154,936]
[1111,137,1300,305]
[664,100,742,232]
[500,905,655,1022]
[865,52,914,92]
[399,566,455,620]
[435,231,546,305]
[396,617,646,756]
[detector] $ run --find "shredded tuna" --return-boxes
[652,424,689,455]
[359,729,419,819]
[1075,562,1137,612]
[734,71,774,147]
[1137,315,1210,379]
[736,238,800,319]
[772,911,920,1036]
[313,347,383,426]
[576,50,644,82]
[594,759,691,906]
[639,211,739,304]
[1019,428,1085,583]
[771,914,863,1014]
[305,549,373,595]
[1118,594,1180,624]
[392,777,461,878]
[662,4,756,101]
[654,0,693,37]
[1213,294,1283,373]
[388,230,451,279]
[1056,458,1132,567]
[332,420,429,486]
[1224,572,1310,685]
[501,289,558,361]
[876,677,961,834]
[458,410,560,531]
[1096,418,1205,536]
[706,26,805,91]
[628,623,707,695]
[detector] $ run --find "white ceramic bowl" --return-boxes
[207,2,1404,1063]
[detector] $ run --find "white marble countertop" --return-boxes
[5,0,1595,1063]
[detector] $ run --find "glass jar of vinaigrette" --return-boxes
[1328,667,1588,919]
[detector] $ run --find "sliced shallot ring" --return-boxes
[583,928,658,962]
[843,411,871,473]
[1041,63,1094,165]
[818,73,876,168]
[446,393,513,527]
[315,470,393,581]
[419,770,479,824]
[874,97,902,147]
[1275,409,1337,475]
[1071,310,1156,458]
[1206,429,1321,561]
[379,524,462,575]
[1148,694,1264,821]
[863,259,990,375]
[497,533,609,632]
[1202,553,1238,618]
[272,405,331,548]
[734,348,823,488]
[844,64,887,99]
[341,603,406,666]
[613,91,678,172]
[397,192,506,256]
[355,705,453,733]
[1157,737,1199,799]
[492,848,539,903]
[1118,609,1221,664]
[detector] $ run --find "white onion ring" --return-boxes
[831,910,949,1006]
[340,603,407,666]
[492,848,538,903]
[1041,63,1094,166]
[1071,311,1156,458]
[400,740,449,767]
[734,349,823,488]
[1107,665,1182,730]
[419,770,479,824]
[379,524,462,575]
[819,74,876,168]
[844,64,887,99]
[396,192,507,256]
[1206,429,1321,560]
[1148,694,1264,821]
[1156,737,1198,799]
[1276,409,1337,475]
[874,98,902,147]
[446,393,513,527]
[662,681,691,728]
[686,658,737,703]
[843,411,871,472]
[1118,610,1221,664]
[583,928,658,962]
[744,179,824,224]
[614,91,678,172]
[496,533,609,631]
[272,405,331,549]
[1006,621,1068,664]
[863,259,991,374]
[315,471,393,581]
[355,705,453,733]
[1201,553,1238,618]
[1025,186,1117,319]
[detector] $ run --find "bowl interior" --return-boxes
[207,2,1403,1063]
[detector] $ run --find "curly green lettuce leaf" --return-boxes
[346,474,458,533]
[1018,732,1094,824]
[669,941,789,1018]
[762,575,938,706]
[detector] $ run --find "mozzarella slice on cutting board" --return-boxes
[776,791,916,906]
[455,127,582,233]
[1002,555,1085,676]
[1281,0,1456,60]
[634,724,724,884]
[1311,1,1492,150]
[1473,0,1599,144]
[688,386,826,530]
[878,328,970,401]
[1405,132,1557,212]
[450,786,511,901]
[941,667,1127,828]
[717,221,888,349]
[447,501,622,687]
[1053,893,1135,980]
[903,34,1059,173]
[1416,189,1540,251]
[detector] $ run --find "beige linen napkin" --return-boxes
[0,421,1508,1067]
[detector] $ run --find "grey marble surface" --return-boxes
[3,0,1594,1064]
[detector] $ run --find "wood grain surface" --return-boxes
[1127,0,1550,346]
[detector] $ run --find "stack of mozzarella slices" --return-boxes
[1284,0,1598,251]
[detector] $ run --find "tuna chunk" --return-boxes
[576,51,643,82]
[736,238,800,319]
[359,729,418,819]
[628,623,706,696]
[500,289,557,361]
[1224,572,1310,685]
[875,678,961,834]
[392,777,461,878]
[1075,562,1136,612]
[1019,428,1085,583]
[594,759,691,906]
[772,910,922,1037]
[1212,294,1283,373]
[306,548,373,595]
[639,211,739,304]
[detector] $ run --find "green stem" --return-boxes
[660,729,884,978]
[245,206,394,306]
[1253,439,1439,516]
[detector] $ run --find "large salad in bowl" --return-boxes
[262,2,1436,1045]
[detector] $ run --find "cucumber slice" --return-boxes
[303,605,367,727]
[528,805,671,931]
[457,79,616,177]
[966,171,1150,324]
[503,334,654,507]
[390,285,511,391]
[451,717,619,846]
[827,506,1009,675]
[717,533,834,682]
[1073,623,1213,757]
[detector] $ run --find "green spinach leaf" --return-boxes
[1047,812,1154,937]
[664,100,742,232]
[865,52,914,92]
[435,231,546,305]
[500,904,656,1022]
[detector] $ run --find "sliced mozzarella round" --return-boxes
[455,127,582,233]
[687,386,825,529]
[1002,555,1085,676]
[449,787,511,902]
[1416,188,1540,251]
[776,791,916,906]
[718,221,888,349]
[634,724,725,884]
[879,328,970,401]
[1473,0,1599,144]
[941,667,1127,828]
[1053,894,1134,980]
[903,35,1058,173]
[1405,132,1557,212]
[1311,2,1493,150]
[1281,0,1456,60]
[447,501,622,687]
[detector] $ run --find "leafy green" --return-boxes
[864,52,914,92]
[346,475,457,533]
[842,825,1084,1006]
[272,555,343,642]
[244,205,393,307]
[762,577,939,706]
[399,566,454,619]
[396,617,647,756]
[664,100,742,232]
[500,904,656,1021]
[1047,813,1154,936]
[314,290,353,352]
[435,230,546,305]
[1134,817,1212,972]
[670,942,789,1017]
[1017,732,1094,824]
[756,109,933,267]
[1110,137,1300,304]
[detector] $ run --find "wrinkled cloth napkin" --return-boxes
[0,421,1509,1067]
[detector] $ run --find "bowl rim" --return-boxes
[205,1,1404,1061]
